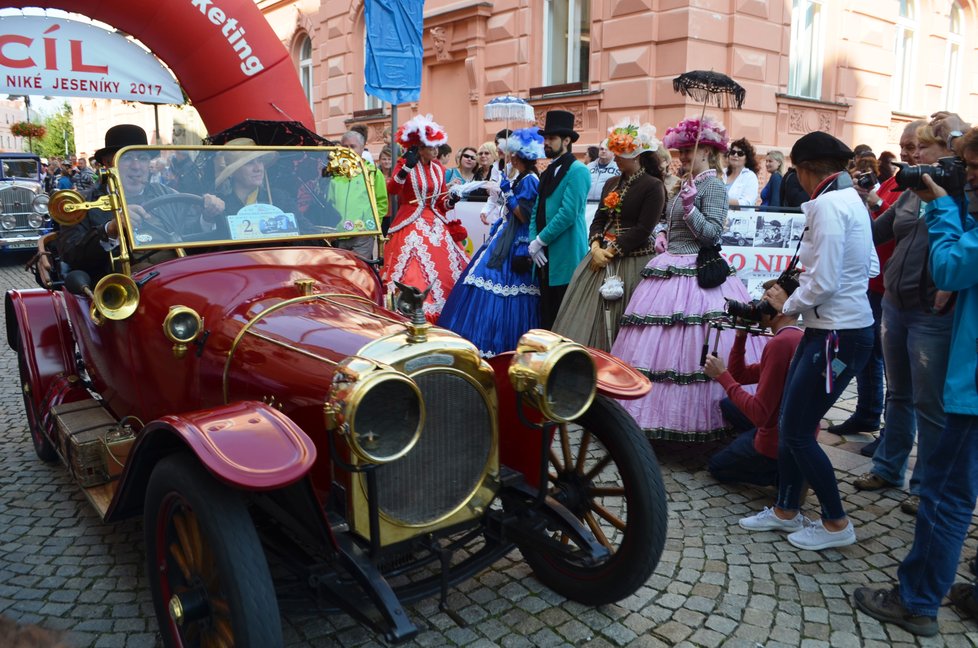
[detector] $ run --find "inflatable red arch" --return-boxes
[0,0,314,134]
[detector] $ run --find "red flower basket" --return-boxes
[11,121,46,139]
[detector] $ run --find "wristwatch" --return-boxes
[947,130,964,151]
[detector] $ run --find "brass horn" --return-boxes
[92,273,140,321]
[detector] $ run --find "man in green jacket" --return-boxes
[529,110,590,329]
[330,130,388,258]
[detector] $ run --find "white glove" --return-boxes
[528,236,548,267]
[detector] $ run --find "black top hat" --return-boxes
[538,110,580,143]
[95,124,149,164]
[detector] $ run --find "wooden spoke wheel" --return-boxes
[145,454,281,648]
[522,395,668,605]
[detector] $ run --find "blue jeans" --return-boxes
[871,300,953,493]
[898,414,978,617]
[849,290,885,427]
[776,326,874,520]
[709,428,779,487]
[720,397,755,434]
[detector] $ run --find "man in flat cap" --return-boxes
[529,110,590,328]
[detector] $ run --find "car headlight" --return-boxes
[32,193,49,215]
[0,214,16,230]
[508,329,596,422]
[163,306,202,358]
[27,213,45,229]
[325,357,424,464]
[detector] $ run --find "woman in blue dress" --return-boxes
[439,129,543,356]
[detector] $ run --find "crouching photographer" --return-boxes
[854,124,978,637]
[703,279,803,487]
[738,131,879,552]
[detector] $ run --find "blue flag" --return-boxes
[364,0,424,105]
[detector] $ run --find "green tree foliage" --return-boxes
[36,102,75,159]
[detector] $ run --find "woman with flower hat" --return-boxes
[552,121,666,351]
[611,116,764,441]
[438,129,543,356]
[383,114,470,322]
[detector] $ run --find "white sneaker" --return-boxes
[787,519,856,551]
[738,507,805,532]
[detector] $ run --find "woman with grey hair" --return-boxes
[760,150,785,207]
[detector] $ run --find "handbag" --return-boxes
[696,243,730,289]
[599,264,624,301]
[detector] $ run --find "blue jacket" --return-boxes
[530,160,589,286]
[925,195,978,415]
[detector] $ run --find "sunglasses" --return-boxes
[728,150,745,157]
[461,154,476,160]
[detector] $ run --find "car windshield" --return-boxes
[1,158,39,180]
[114,146,380,251]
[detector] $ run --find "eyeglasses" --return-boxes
[728,150,745,157]
[461,154,476,160]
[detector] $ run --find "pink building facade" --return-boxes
[261,0,978,158]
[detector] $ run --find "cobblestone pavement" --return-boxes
[1,252,978,648]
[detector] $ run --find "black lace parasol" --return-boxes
[673,71,746,110]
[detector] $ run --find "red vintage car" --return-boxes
[6,144,667,647]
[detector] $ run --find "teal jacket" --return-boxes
[530,159,590,286]
[925,194,978,415]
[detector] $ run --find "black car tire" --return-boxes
[18,340,58,462]
[144,453,282,648]
[521,394,667,605]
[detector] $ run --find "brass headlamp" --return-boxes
[324,357,424,464]
[508,329,597,423]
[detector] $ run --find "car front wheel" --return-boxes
[522,395,668,605]
[144,453,282,648]
[18,341,57,462]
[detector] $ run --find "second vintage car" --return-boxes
[7,143,668,646]
[0,152,50,251]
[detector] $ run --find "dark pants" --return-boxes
[539,263,567,330]
[710,398,778,487]
[849,289,885,427]
[776,326,874,520]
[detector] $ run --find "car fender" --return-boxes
[489,347,649,487]
[106,401,317,521]
[5,289,75,402]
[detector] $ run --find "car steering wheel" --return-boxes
[133,193,205,244]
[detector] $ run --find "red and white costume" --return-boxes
[383,158,470,322]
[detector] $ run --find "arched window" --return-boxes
[943,2,964,110]
[892,0,917,112]
[787,0,825,99]
[543,0,590,87]
[297,35,313,108]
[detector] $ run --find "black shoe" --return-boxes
[828,419,880,436]
[949,583,978,619]
[860,435,882,457]
[853,586,938,637]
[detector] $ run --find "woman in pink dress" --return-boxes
[383,114,470,322]
[611,116,765,441]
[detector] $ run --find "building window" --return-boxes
[787,0,824,99]
[543,0,590,87]
[943,3,964,111]
[298,35,313,108]
[892,0,917,112]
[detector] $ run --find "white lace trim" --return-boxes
[463,275,540,296]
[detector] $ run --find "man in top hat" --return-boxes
[60,124,223,279]
[529,110,590,329]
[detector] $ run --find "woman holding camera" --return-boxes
[851,124,955,515]
[383,114,470,322]
[739,132,878,551]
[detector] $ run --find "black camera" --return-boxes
[725,268,801,323]
[895,156,966,195]
[855,171,878,190]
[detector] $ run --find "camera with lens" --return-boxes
[855,171,878,190]
[725,268,801,324]
[895,155,966,195]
